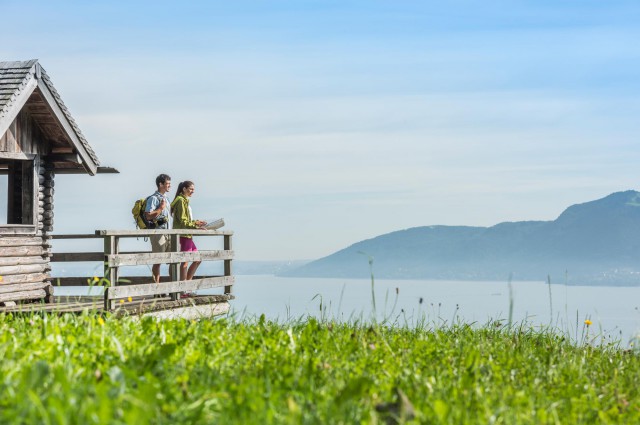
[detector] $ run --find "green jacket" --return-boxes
[171,194,198,238]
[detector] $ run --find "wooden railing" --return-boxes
[51,229,234,310]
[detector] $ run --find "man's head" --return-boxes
[155,173,172,194]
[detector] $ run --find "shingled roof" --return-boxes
[0,59,100,174]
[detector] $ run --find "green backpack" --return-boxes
[132,196,154,229]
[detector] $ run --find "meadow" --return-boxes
[0,310,638,424]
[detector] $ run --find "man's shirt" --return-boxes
[145,191,171,229]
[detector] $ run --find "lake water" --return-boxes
[55,273,640,345]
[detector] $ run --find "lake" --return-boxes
[54,272,640,345]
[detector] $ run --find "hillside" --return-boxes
[283,191,640,285]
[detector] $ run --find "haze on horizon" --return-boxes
[2,1,640,261]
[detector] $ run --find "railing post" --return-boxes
[224,234,233,294]
[103,235,119,310]
[169,233,180,301]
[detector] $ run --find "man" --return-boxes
[144,173,172,283]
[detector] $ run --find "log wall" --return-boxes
[0,111,53,305]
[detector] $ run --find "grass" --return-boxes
[0,311,639,424]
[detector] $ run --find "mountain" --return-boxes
[282,191,640,285]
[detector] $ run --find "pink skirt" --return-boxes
[179,237,198,252]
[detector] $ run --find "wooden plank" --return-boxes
[0,289,46,303]
[44,283,54,303]
[96,167,119,174]
[1,272,48,285]
[50,300,104,312]
[107,276,234,300]
[51,234,102,239]
[0,263,48,276]
[49,275,205,287]
[0,236,45,246]
[46,153,81,163]
[140,302,230,320]
[0,281,48,295]
[0,152,36,161]
[22,158,35,225]
[0,294,234,314]
[0,226,38,236]
[103,235,118,310]
[51,252,103,262]
[96,229,233,237]
[169,234,180,301]
[107,250,233,267]
[50,276,105,286]
[111,295,235,315]
[50,167,94,175]
[0,245,47,256]
[224,234,233,295]
[0,256,47,267]
[0,300,99,314]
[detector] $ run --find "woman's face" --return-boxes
[183,184,195,197]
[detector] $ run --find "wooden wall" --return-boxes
[0,109,46,155]
[0,110,54,304]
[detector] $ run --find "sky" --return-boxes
[2,0,640,261]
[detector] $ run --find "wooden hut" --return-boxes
[0,59,115,306]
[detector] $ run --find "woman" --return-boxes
[171,180,206,282]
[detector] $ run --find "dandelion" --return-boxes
[97,317,105,326]
[93,276,99,283]
[584,319,592,327]
[127,297,132,302]
[119,299,125,304]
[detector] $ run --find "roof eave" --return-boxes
[34,63,98,175]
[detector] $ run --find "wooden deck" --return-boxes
[0,229,235,319]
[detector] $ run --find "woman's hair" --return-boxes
[171,180,193,214]
[174,180,195,200]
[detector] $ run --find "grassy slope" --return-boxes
[0,313,638,424]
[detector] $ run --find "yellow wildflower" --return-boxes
[127,297,132,302]
[97,317,105,326]
[119,299,125,304]
[93,276,99,283]
[0,275,3,283]
[584,319,592,326]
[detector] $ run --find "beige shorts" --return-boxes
[150,234,172,253]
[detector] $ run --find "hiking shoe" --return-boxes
[180,292,196,299]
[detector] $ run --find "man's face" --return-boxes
[159,179,171,193]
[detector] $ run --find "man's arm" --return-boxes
[144,196,166,220]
